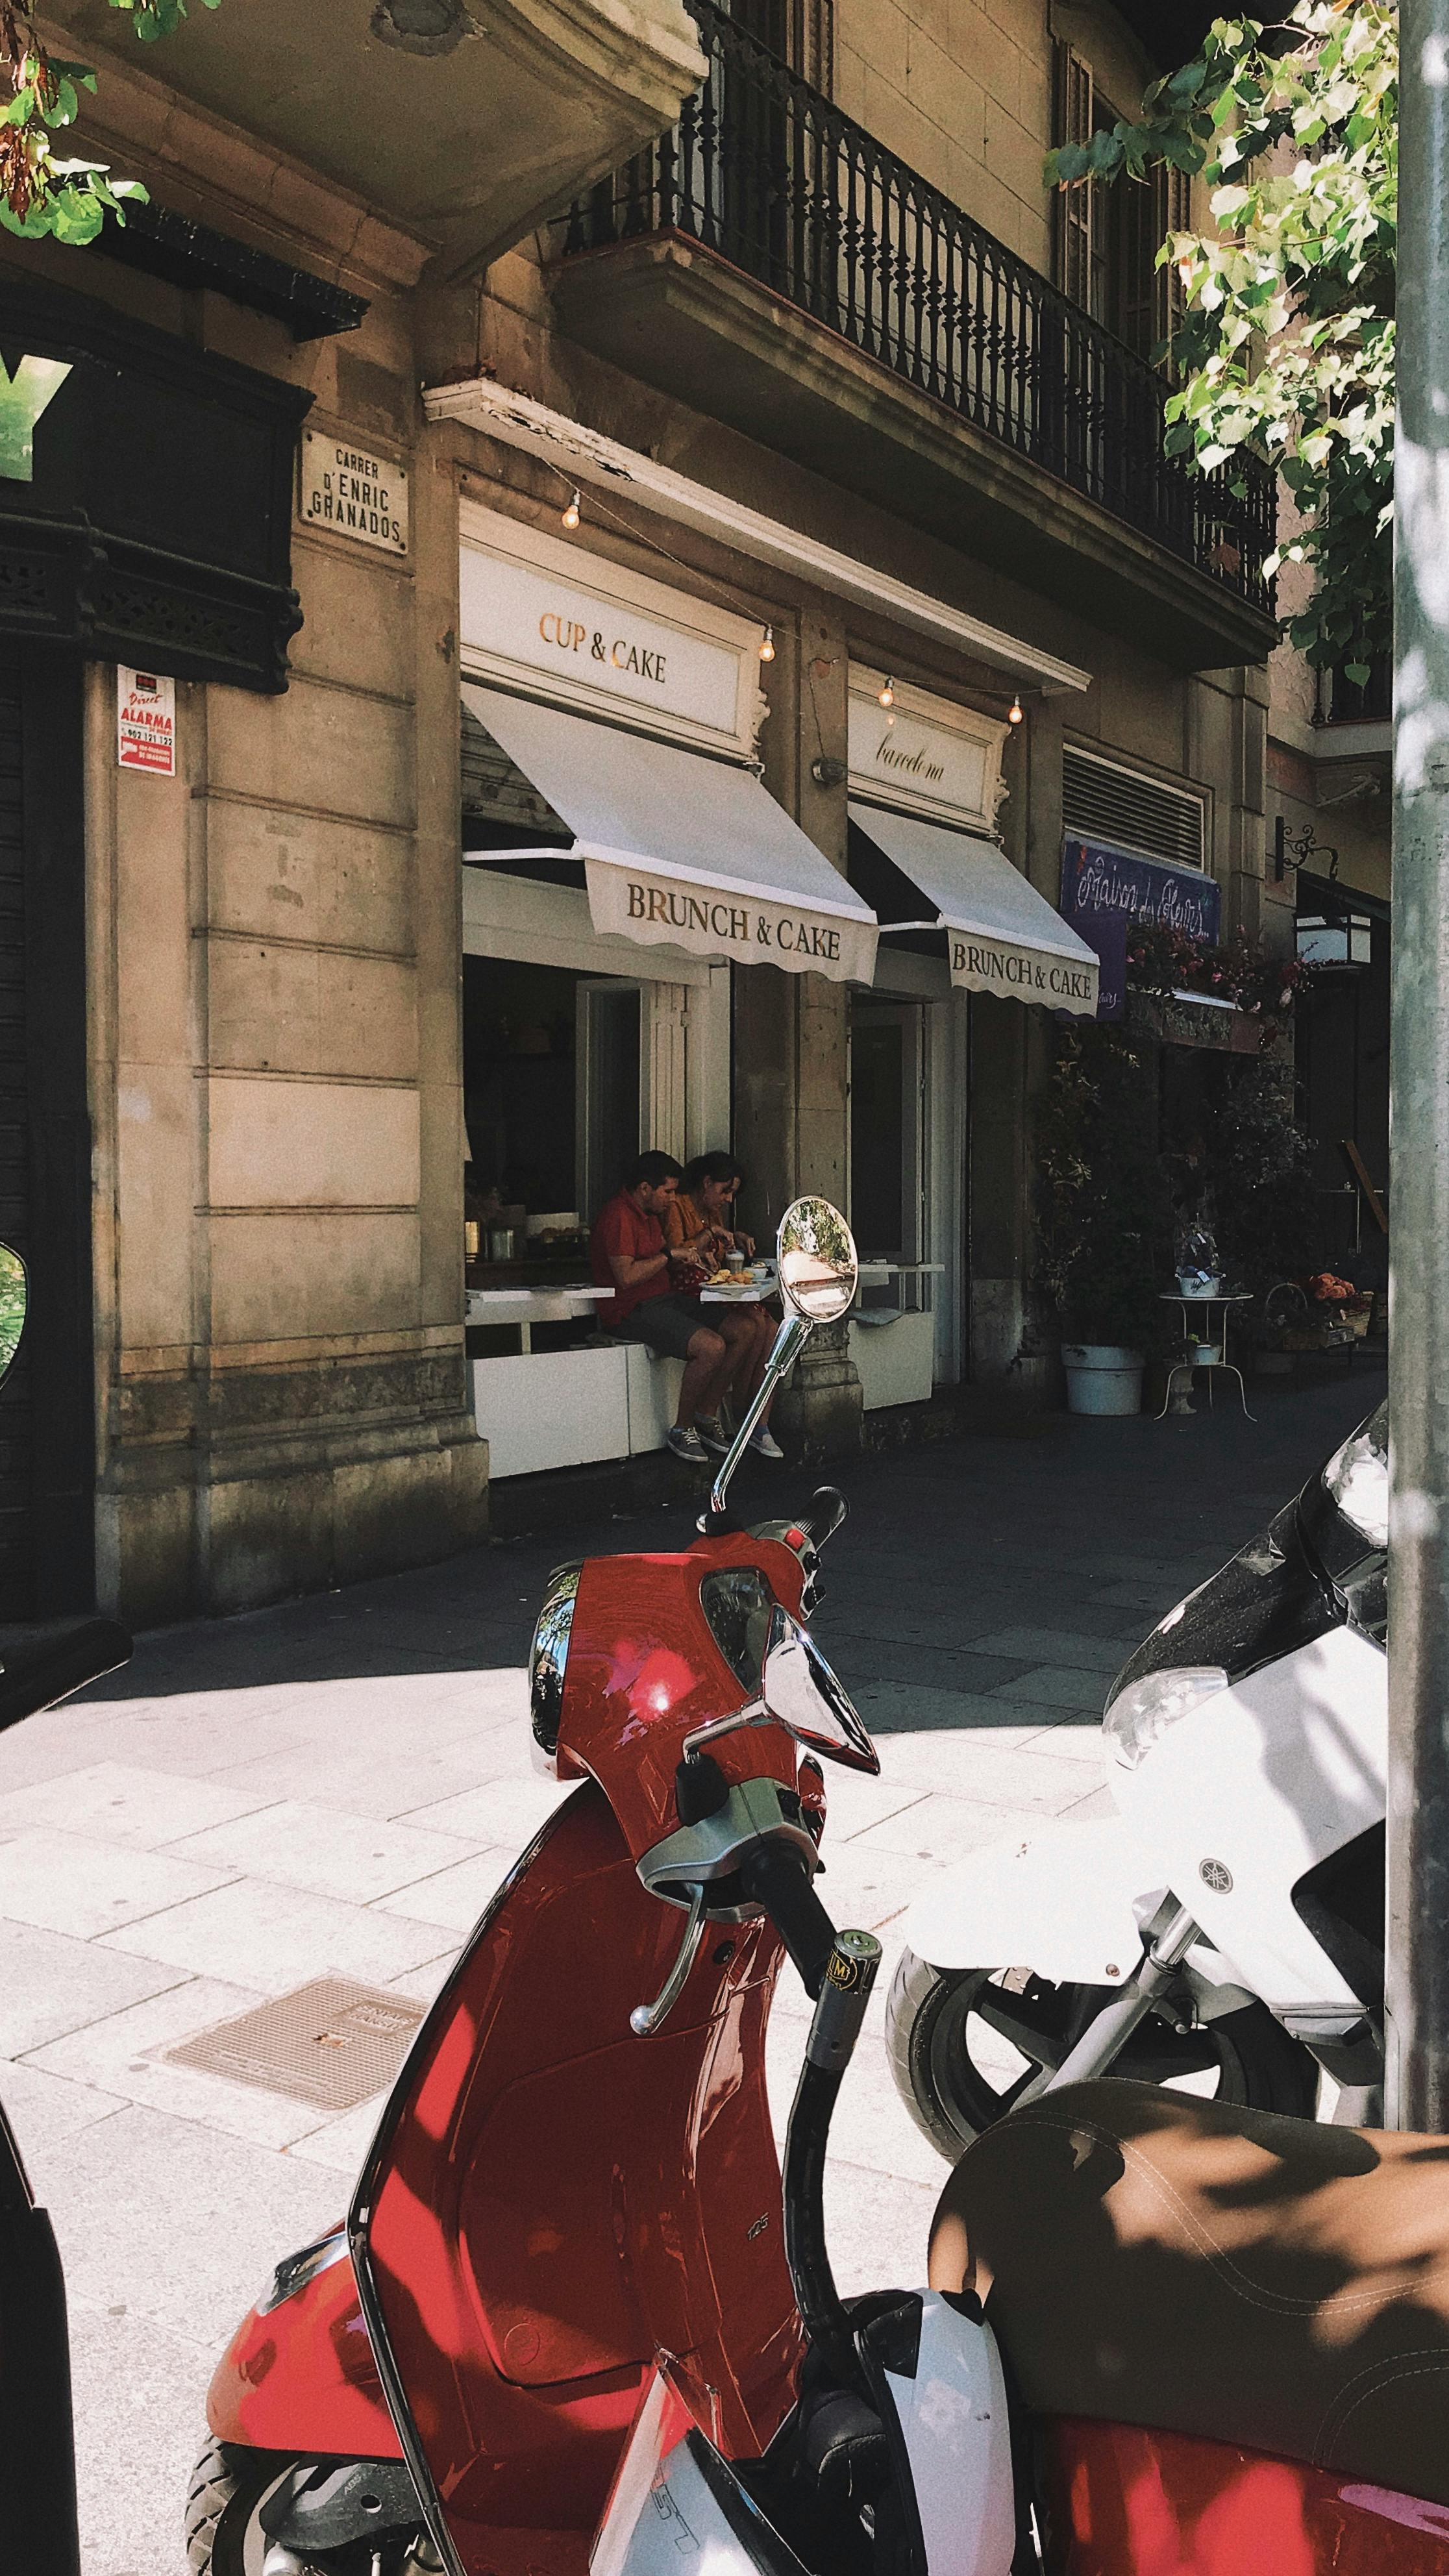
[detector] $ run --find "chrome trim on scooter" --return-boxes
[630,1883,708,2037]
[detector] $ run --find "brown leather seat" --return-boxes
[929,2082,1449,2506]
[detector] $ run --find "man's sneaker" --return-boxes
[695,1415,731,1454]
[666,1424,707,1463]
[749,1426,785,1460]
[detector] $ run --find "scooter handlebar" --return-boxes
[737,1839,837,1998]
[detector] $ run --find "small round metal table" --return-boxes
[1158,1291,1255,1421]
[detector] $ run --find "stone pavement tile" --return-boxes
[0,1703,125,1794]
[401,1772,574,1846]
[0,1919,187,2056]
[66,1699,319,1779]
[68,2304,215,2576]
[100,1875,449,1993]
[991,1665,1108,1712]
[823,2156,939,2303]
[875,1732,1095,1814]
[45,2099,341,2355]
[849,1796,1045,1870]
[825,1633,1028,1694]
[26,1974,341,2154]
[967,1626,1140,1672]
[165,1797,481,1905]
[1061,1783,1117,1820]
[205,1734,511,1822]
[0,1829,237,1941]
[1097,1580,1178,1613]
[807,1761,926,1839]
[766,2009,944,2192]
[286,2090,391,2177]
[0,1759,274,1850]
[1017,1719,1108,1768]
[814,1837,944,1935]
[1059,1552,1197,1582]
[372,1844,518,1933]
[848,1682,1046,1747]
[384,1948,466,2003]
[0,2055,127,2194]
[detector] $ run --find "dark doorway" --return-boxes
[0,643,94,1616]
[1294,874,1391,1259]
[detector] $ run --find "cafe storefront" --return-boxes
[843,667,1099,1410]
[455,499,878,1479]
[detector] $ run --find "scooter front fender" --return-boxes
[208,2240,402,2460]
[901,1815,1161,1987]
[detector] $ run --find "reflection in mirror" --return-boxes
[776,1196,859,1324]
[762,1604,878,1773]
[0,1244,24,1389]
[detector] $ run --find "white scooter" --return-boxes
[887,1400,1389,2147]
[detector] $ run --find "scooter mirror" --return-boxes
[0,1243,25,1391]
[762,1603,879,1773]
[776,1197,859,1325]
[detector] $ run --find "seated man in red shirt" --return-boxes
[591,1150,736,1464]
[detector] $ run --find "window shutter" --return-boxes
[1052,42,1095,308]
[793,0,832,92]
[1156,163,1193,375]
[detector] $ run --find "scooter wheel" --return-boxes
[184,2439,299,2576]
[884,1948,1320,2161]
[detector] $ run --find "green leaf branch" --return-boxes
[1047,2,1398,676]
[0,0,219,244]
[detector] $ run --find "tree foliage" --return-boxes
[1048,3,1397,678]
[0,0,219,247]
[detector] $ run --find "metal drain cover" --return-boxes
[165,1977,427,2110]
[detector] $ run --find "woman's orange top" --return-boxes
[663,1191,716,1289]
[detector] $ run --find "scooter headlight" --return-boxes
[530,1565,581,1774]
[1103,1664,1229,1771]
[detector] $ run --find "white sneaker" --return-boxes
[749,1426,784,1460]
[667,1424,707,1463]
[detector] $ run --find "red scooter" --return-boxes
[195,1201,1449,2576]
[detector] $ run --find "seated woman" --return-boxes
[664,1150,783,1461]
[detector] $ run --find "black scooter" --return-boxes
[0,1243,132,2575]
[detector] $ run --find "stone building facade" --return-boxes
[3,0,1283,1624]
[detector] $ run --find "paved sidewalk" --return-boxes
[0,1365,1380,2571]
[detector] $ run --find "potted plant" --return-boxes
[1035,1026,1174,1415]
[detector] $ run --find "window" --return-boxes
[1052,43,1191,366]
[1063,745,1206,869]
[723,0,832,87]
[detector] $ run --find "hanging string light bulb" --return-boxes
[877,675,895,708]
[561,488,582,531]
[759,625,776,662]
[1008,694,1024,726]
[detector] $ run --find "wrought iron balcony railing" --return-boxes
[560,0,1274,614]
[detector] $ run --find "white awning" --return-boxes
[465,684,878,986]
[849,802,1098,1017]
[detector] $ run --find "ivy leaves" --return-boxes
[0,0,219,245]
[1047,3,1398,676]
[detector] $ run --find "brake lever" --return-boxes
[630,1883,708,2038]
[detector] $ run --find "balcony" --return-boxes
[52,0,708,275]
[551,0,1278,669]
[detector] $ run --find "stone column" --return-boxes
[736,600,862,1456]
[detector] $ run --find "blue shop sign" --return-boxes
[1060,839,1221,1021]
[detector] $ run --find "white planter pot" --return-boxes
[1062,1343,1145,1417]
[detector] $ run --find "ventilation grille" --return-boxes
[1063,747,1206,871]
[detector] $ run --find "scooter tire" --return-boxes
[185,2437,295,2576]
[885,1948,1322,2162]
